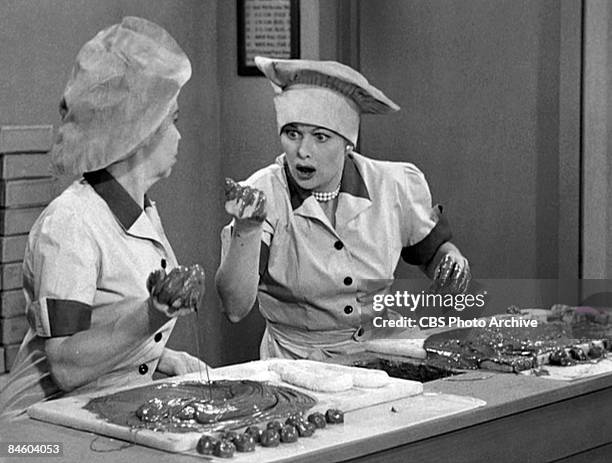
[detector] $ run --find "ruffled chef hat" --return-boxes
[51,16,191,175]
[254,56,399,145]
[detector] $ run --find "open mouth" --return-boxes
[296,165,316,174]
[294,164,316,181]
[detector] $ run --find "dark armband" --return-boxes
[30,298,92,337]
[259,242,270,277]
[401,207,452,265]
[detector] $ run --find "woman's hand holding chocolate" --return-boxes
[224,178,266,224]
[147,265,206,317]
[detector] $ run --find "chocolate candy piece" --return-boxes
[549,348,572,366]
[260,428,280,447]
[174,404,195,420]
[285,413,304,427]
[280,424,299,443]
[295,421,316,437]
[196,435,217,455]
[588,343,605,359]
[220,430,239,443]
[136,398,167,422]
[569,347,588,361]
[267,420,283,433]
[234,433,256,452]
[307,412,326,429]
[195,407,217,424]
[213,439,236,458]
[244,425,262,443]
[325,409,344,424]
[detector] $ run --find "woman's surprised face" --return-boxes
[281,123,347,191]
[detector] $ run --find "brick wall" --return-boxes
[0,125,55,381]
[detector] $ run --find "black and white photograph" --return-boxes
[0,1,611,462]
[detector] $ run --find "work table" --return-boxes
[1,366,611,462]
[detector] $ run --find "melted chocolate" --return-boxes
[84,380,317,433]
[423,318,611,371]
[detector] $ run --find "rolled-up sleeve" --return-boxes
[220,219,274,278]
[26,207,97,337]
[220,173,277,278]
[399,165,452,265]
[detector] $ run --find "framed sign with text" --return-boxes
[237,0,300,76]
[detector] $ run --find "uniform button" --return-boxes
[334,241,344,250]
[344,305,353,314]
[138,364,149,375]
[344,276,353,286]
[154,332,162,342]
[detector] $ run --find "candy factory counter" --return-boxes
[1,358,611,463]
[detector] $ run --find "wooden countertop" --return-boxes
[1,367,611,462]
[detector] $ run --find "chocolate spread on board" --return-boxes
[85,380,316,433]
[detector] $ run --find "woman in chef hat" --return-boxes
[216,57,471,360]
[0,17,207,417]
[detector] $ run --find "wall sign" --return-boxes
[237,0,300,76]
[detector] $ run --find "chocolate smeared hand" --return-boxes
[432,254,471,294]
[146,268,166,294]
[224,178,266,222]
[224,177,241,201]
[147,265,205,312]
[85,380,317,434]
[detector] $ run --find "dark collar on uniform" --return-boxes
[283,162,311,210]
[341,153,370,200]
[83,169,151,229]
[284,153,370,210]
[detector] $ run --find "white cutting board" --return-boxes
[26,360,479,455]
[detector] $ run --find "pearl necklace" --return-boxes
[312,184,341,202]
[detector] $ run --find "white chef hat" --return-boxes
[51,16,192,175]
[254,56,399,145]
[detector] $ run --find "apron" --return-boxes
[260,309,420,360]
